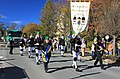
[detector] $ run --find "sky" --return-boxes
[0,0,46,25]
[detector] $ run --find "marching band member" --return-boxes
[94,39,105,70]
[42,36,52,73]
[72,37,81,71]
[59,35,65,57]
[27,34,35,58]
[35,32,43,65]
[19,37,25,56]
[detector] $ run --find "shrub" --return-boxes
[87,41,93,49]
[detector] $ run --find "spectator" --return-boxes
[117,40,120,57]
[81,38,86,57]
[108,41,113,55]
[9,38,14,54]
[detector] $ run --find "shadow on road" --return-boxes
[51,55,73,58]
[4,62,29,79]
[105,58,120,69]
[50,59,72,63]
[48,65,87,73]
[4,66,29,79]
[70,72,101,79]
[11,52,28,55]
[0,58,15,61]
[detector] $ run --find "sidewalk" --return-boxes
[0,55,4,79]
[0,44,5,79]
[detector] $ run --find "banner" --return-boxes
[71,2,90,35]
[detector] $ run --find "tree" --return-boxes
[55,0,71,36]
[90,0,120,56]
[37,25,46,35]
[91,0,120,36]
[8,23,17,30]
[0,22,4,31]
[22,23,39,36]
[19,24,25,31]
[40,0,57,36]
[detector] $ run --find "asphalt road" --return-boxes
[1,47,120,79]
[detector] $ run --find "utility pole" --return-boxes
[113,35,116,56]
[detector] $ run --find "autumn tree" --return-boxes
[37,25,46,35]
[91,0,120,36]
[22,23,39,36]
[90,0,120,56]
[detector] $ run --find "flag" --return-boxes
[71,1,91,35]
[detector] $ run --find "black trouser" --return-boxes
[43,54,51,72]
[9,46,13,54]
[44,62,49,71]
[94,51,104,68]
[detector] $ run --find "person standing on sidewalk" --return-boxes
[108,41,113,55]
[9,38,14,54]
[42,36,52,73]
[81,38,86,57]
[117,39,120,58]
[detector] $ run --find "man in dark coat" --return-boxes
[9,38,14,54]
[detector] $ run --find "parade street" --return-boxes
[0,47,120,79]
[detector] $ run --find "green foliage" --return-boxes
[56,1,71,35]
[40,0,71,36]
[80,26,97,49]
[87,41,93,49]
[40,0,57,36]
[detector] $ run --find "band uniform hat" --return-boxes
[37,31,41,34]
[45,36,49,40]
